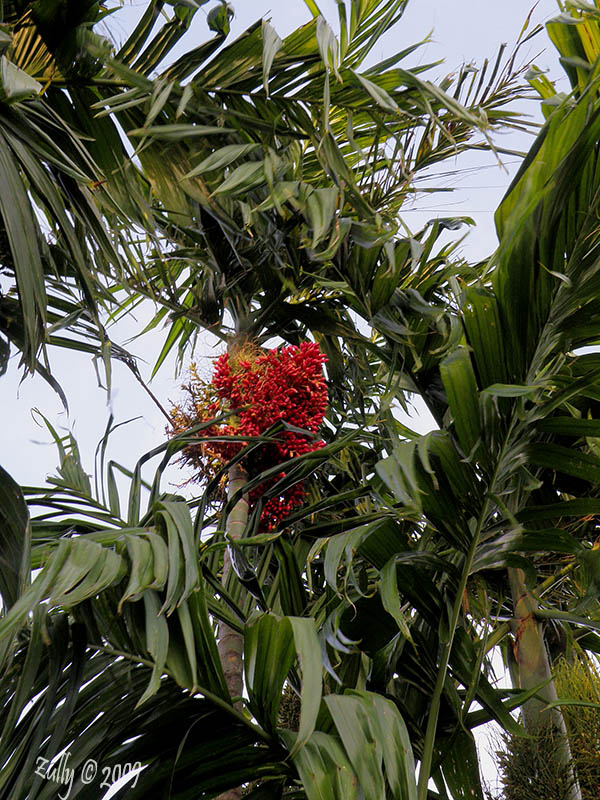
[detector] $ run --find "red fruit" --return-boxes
[171,343,328,531]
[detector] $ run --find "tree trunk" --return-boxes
[218,462,248,704]
[216,462,248,800]
[508,567,582,800]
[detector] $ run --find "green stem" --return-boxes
[416,525,481,800]
[89,643,271,743]
[89,642,160,672]
[416,409,528,797]
[536,560,576,598]
[535,607,600,632]
[484,621,511,654]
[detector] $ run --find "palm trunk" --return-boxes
[218,462,248,704]
[508,567,581,800]
[216,462,248,800]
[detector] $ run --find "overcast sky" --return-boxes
[2,0,562,493]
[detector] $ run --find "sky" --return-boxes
[1,0,567,794]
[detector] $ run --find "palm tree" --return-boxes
[3,1,599,799]
[370,4,600,797]
[0,0,153,386]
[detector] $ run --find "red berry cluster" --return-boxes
[170,342,328,531]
